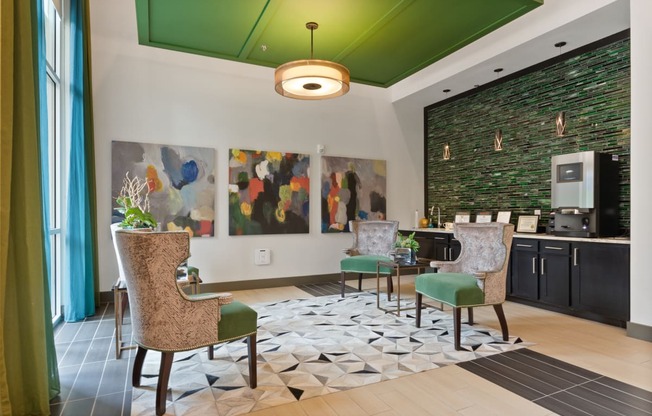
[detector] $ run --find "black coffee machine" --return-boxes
[548,151,619,238]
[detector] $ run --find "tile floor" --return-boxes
[49,284,652,416]
[50,302,134,416]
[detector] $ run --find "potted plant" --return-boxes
[394,232,420,264]
[115,172,158,229]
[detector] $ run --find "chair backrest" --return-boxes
[453,222,515,303]
[350,220,399,256]
[114,230,220,350]
[110,223,126,282]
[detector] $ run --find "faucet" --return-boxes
[429,206,442,228]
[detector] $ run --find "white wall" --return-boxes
[89,0,423,291]
[91,0,646,335]
[629,0,652,329]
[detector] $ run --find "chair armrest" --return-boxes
[188,292,233,305]
[342,248,359,256]
[429,260,463,273]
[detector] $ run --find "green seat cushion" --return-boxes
[415,273,484,307]
[340,255,393,275]
[218,301,258,342]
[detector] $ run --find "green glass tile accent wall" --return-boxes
[424,34,630,234]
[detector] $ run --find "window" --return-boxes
[44,0,65,322]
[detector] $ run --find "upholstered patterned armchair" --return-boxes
[340,220,399,297]
[415,222,514,350]
[114,230,257,416]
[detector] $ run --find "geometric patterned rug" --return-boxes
[131,293,531,415]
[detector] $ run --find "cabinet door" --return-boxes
[571,242,630,322]
[432,234,449,261]
[510,240,539,300]
[539,242,571,306]
[449,238,461,261]
[414,235,434,260]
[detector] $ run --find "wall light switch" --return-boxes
[255,249,271,265]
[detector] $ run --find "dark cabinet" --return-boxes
[508,236,629,327]
[404,230,460,261]
[510,239,539,300]
[571,242,630,323]
[449,237,462,261]
[539,242,571,307]
[413,235,434,260]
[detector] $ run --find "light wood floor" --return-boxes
[230,277,652,416]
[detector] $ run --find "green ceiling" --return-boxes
[135,0,543,88]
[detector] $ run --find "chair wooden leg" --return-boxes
[340,271,346,298]
[493,304,509,341]
[453,307,462,350]
[114,287,121,359]
[415,293,423,328]
[207,345,214,360]
[468,307,474,325]
[133,346,147,387]
[358,273,363,291]
[156,352,174,416]
[247,334,257,388]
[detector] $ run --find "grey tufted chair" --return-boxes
[340,220,399,297]
[415,223,514,350]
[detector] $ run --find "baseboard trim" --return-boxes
[99,273,344,303]
[626,321,652,342]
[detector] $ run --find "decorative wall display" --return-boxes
[228,149,310,235]
[111,141,216,237]
[496,211,512,224]
[475,212,492,223]
[454,212,471,223]
[320,156,387,232]
[517,215,539,233]
[424,35,630,232]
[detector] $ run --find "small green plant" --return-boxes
[395,232,420,252]
[115,172,158,229]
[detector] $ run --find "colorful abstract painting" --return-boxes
[321,156,387,233]
[111,141,215,237]
[228,149,310,235]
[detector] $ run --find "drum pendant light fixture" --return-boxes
[275,22,350,100]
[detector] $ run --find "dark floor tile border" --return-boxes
[296,282,361,297]
[459,349,652,416]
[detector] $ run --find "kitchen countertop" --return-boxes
[405,227,630,244]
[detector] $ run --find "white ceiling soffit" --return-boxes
[390,0,630,107]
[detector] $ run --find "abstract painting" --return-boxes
[321,156,387,232]
[111,141,215,237]
[228,149,309,235]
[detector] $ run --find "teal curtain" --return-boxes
[64,0,98,322]
[0,0,60,412]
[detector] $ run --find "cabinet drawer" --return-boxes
[513,239,538,252]
[432,233,450,243]
[541,241,571,255]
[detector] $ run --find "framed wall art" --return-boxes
[320,156,387,232]
[111,140,216,237]
[228,149,310,235]
[475,212,492,223]
[517,215,539,233]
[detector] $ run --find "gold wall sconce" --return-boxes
[556,111,566,136]
[494,129,503,151]
[443,143,451,160]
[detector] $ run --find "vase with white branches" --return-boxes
[115,172,158,229]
